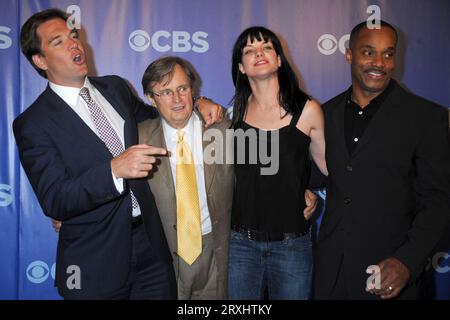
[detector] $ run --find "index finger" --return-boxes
[143,146,168,156]
[128,144,151,150]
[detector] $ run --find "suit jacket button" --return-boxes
[344,197,351,205]
[346,165,353,172]
[173,251,178,257]
[173,224,177,230]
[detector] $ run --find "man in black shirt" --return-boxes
[314,20,450,300]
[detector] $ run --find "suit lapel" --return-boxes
[332,96,351,162]
[44,86,112,160]
[202,130,217,194]
[145,120,177,249]
[89,77,135,148]
[196,110,216,193]
[148,120,177,205]
[89,77,128,121]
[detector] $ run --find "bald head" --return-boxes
[349,20,398,50]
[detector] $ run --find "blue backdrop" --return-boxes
[1,0,449,299]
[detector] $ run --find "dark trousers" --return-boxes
[327,256,350,300]
[98,223,176,300]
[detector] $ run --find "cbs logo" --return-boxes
[129,30,209,53]
[317,34,349,55]
[0,26,12,49]
[0,184,13,207]
[26,261,56,284]
[317,5,381,56]
[432,251,450,274]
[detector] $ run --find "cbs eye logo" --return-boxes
[317,34,349,55]
[432,252,450,274]
[26,261,55,284]
[129,30,151,52]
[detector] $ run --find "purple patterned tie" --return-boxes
[79,87,139,211]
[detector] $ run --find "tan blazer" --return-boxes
[138,112,234,299]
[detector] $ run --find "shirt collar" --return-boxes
[49,77,92,107]
[161,111,197,142]
[346,79,395,109]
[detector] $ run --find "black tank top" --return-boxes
[231,111,311,234]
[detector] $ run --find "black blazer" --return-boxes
[13,76,170,299]
[314,80,450,299]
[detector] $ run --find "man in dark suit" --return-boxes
[314,20,450,300]
[13,8,221,299]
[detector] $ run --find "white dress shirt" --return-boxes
[161,112,212,235]
[49,78,141,217]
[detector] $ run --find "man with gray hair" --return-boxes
[139,56,234,299]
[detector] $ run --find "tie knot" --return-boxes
[79,87,91,102]
[177,130,184,143]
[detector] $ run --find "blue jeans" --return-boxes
[228,229,313,300]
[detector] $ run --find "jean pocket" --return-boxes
[284,231,312,249]
[230,229,246,241]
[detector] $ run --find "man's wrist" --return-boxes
[111,167,124,193]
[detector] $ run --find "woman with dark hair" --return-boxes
[229,26,327,299]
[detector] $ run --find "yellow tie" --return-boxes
[176,129,202,265]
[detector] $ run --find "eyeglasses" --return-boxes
[151,85,191,100]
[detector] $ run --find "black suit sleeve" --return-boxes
[134,99,159,122]
[393,106,450,279]
[13,117,122,221]
[120,78,159,122]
